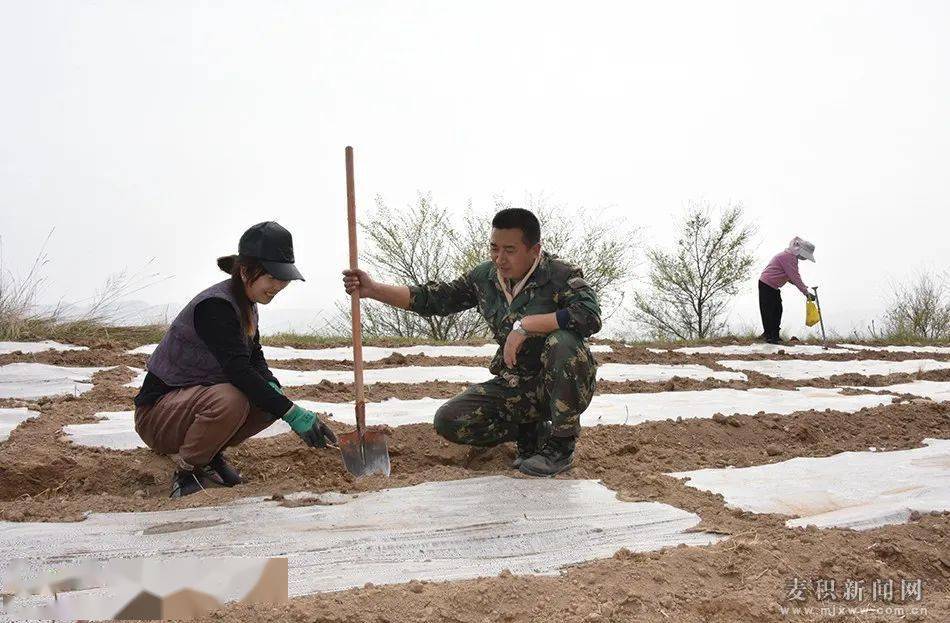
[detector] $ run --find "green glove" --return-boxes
[282,404,337,448]
[268,381,285,395]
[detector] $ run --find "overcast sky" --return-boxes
[1,1,947,338]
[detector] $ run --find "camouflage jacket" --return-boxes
[408,252,602,379]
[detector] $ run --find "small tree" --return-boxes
[336,192,639,341]
[876,270,950,341]
[343,193,489,341]
[632,202,756,340]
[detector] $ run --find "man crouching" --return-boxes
[342,208,601,476]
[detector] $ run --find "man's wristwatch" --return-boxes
[512,320,528,336]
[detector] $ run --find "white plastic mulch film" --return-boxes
[0,363,108,399]
[0,407,39,442]
[846,381,950,403]
[128,343,613,361]
[840,343,950,354]
[63,411,291,450]
[670,439,950,530]
[0,341,88,355]
[673,344,852,355]
[0,477,721,598]
[717,358,950,381]
[305,387,890,427]
[119,363,748,389]
[64,388,893,450]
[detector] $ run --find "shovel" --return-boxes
[812,286,828,350]
[338,146,392,478]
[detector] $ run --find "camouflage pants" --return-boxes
[433,330,597,446]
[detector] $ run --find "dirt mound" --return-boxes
[596,378,748,394]
[272,355,491,371]
[284,380,470,402]
[0,349,147,368]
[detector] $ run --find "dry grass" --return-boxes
[0,232,57,340]
[1,232,167,345]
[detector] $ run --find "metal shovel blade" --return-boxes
[338,429,391,477]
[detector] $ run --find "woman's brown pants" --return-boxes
[134,383,276,468]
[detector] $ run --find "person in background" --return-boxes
[133,222,337,498]
[758,236,817,344]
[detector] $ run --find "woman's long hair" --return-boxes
[216,255,267,336]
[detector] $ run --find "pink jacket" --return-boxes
[760,251,809,296]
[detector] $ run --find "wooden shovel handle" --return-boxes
[345,146,366,430]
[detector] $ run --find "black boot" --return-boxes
[208,452,243,487]
[512,420,552,469]
[170,469,205,498]
[518,435,576,477]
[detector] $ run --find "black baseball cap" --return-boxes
[229,221,305,281]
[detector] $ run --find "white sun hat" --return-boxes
[787,236,816,262]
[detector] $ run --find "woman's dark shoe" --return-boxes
[208,452,243,487]
[170,469,205,498]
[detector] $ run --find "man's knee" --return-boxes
[542,330,586,367]
[544,329,583,351]
[541,330,597,401]
[433,398,515,446]
[433,401,465,442]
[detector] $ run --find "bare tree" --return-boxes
[327,193,489,341]
[632,202,757,340]
[874,270,950,341]
[337,192,640,340]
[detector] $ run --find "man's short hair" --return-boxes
[491,208,541,247]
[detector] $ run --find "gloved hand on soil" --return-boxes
[283,404,338,448]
